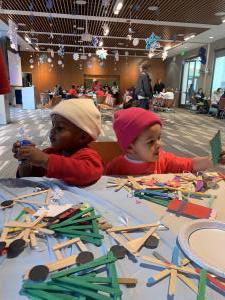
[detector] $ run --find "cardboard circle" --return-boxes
[0,241,6,251]
[110,245,127,259]
[29,265,49,282]
[76,251,94,265]
[144,236,159,249]
[7,239,26,258]
[1,200,14,207]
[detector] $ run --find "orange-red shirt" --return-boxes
[68,88,77,96]
[106,150,193,176]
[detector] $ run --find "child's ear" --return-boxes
[126,143,136,155]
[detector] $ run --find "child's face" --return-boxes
[50,115,90,152]
[128,124,161,162]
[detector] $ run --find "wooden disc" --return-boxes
[0,241,6,251]
[1,200,14,208]
[144,236,159,249]
[76,251,94,265]
[7,239,26,258]
[29,265,49,282]
[110,245,127,259]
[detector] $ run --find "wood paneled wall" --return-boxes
[21,52,166,102]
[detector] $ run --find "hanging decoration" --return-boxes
[29,58,34,64]
[102,0,110,7]
[162,48,168,61]
[30,64,34,69]
[115,50,119,62]
[96,48,108,60]
[103,23,110,36]
[99,61,104,67]
[47,57,52,63]
[179,50,185,56]
[198,47,206,64]
[39,54,48,64]
[148,52,154,59]
[125,51,129,56]
[58,45,65,57]
[7,19,18,51]
[145,32,161,51]
[73,52,79,61]
[133,38,139,47]
[88,53,92,57]
[92,36,99,48]
[57,59,63,65]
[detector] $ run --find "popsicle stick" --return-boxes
[117,278,138,286]
[77,240,88,252]
[53,238,81,251]
[30,232,37,248]
[177,273,198,293]
[148,269,171,284]
[45,189,52,205]
[37,228,55,235]
[142,256,170,268]
[5,221,31,228]
[108,223,158,233]
[197,270,207,300]
[126,226,157,253]
[121,231,132,240]
[12,190,49,201]
[22,228,31,242]
[54,249,64,260]
[108,231,136,254]
[1,227,9,240]
[168,269,177,296]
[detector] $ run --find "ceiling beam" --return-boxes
[17,30,183,43]
[1,9,215,29]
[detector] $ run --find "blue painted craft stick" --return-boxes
[147,277,156,284]
[171,245,179,266]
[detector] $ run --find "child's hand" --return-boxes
[219,150,225,164]
[12,141,36,160]
[17,146,48,169]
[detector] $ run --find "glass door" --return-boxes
[180,58,201,106]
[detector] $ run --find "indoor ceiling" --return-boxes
[1,0,225,58]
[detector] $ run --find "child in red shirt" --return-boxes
[106,107,225,175]
[13,99,103,186]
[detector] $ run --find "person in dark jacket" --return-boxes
[135,64,153,110]
[154,79,165,94]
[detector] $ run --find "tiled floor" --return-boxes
[0,106,224,178]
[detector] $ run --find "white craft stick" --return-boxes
[30,232,37,248]
[108,223,158,233]
[53,237,80,251]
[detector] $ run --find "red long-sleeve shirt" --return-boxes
[106,150,193,176]
[44,147,103,186]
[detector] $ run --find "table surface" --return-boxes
[0,175,225,300]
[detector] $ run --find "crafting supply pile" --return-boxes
[0,173,225,299]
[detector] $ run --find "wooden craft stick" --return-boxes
[169,269,177,296]
[53,237,80,251]
[5,221,31,228]
[77,240,88,252]
[45,189,51,205]
[30,214,46,227]
[23,207,36,215]
[108,231,133,253]
[24,254,78,280]
[117,278,138,286]
[1,227,9,240]
[121,231,132,240]
[126,226,157,253]
[108,223,158,233]
[177,273,198,293]
[151,269,171,283]
[37,228,55,235]
[22,228,31,243]
[12,190,49,201]
[54,249,64,260]
[128,176,142,190]
[30,232,37,248]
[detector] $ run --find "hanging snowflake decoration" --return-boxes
[58,45,65,57]
[115,50,119,62]
[92,36,99,48]
[145,32,161,51]
[73,52,79,61]
[96,48,108,60]
[8,19,18,51]
[103,23,110,36]
[47,57,52,63]
[58,59,63,65]
[162,49,168,61]
[39,54,48,64]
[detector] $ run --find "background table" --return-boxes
[0,175,225,300]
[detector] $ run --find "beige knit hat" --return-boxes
[51,98,101,140]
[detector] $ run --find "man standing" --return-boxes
[154,79,165,94]
[135,64,153,110]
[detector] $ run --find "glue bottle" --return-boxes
[18,127,32,164]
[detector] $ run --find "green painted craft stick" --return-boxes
[91,211,100,235]
[14,210,26,221]
[70,275,112,284]
[51,252,116,279]
[135,193,169,207]
[54,228,104,239]
[49,208,94,229]
[197,269,207,300]
[51,215,101,229]
[55,276,122,296]
[23,289,75,300]
[108,262,121,300]
[23,282,69,292]
[60,225,94,230]
[52,282,113,300]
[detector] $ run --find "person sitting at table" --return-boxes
[106,107,225,175]
[12,99,103,186]
[67,85,78,98]
[96,88,105,97]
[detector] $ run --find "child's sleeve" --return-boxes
[46,148,103,186]
[163,151,193,173]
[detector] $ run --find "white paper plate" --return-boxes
[178,219,225,278]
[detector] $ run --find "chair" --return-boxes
[218,98,225,119]
[89,141,122,166]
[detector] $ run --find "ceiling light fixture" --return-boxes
[113,0,124,15]
[209,36,214,39]
[215,11,225,16]
[77,27,85,30]
[76,0,87,5]
[222,18,225,23]
[184,34,195,41]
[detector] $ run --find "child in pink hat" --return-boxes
[106,107,225,175]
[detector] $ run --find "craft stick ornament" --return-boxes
[210,130,222,166]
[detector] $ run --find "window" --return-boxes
[212,49,225,94]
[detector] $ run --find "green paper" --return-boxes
[197,269,207,300]
[210,130,222,166]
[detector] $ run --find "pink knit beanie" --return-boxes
[113,107,162,150]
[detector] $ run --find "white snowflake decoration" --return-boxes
[8,19,18,51]
[162,49,168,61]
[96,48,108,60]
[115,51,119,62]
[73,52,79,61]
